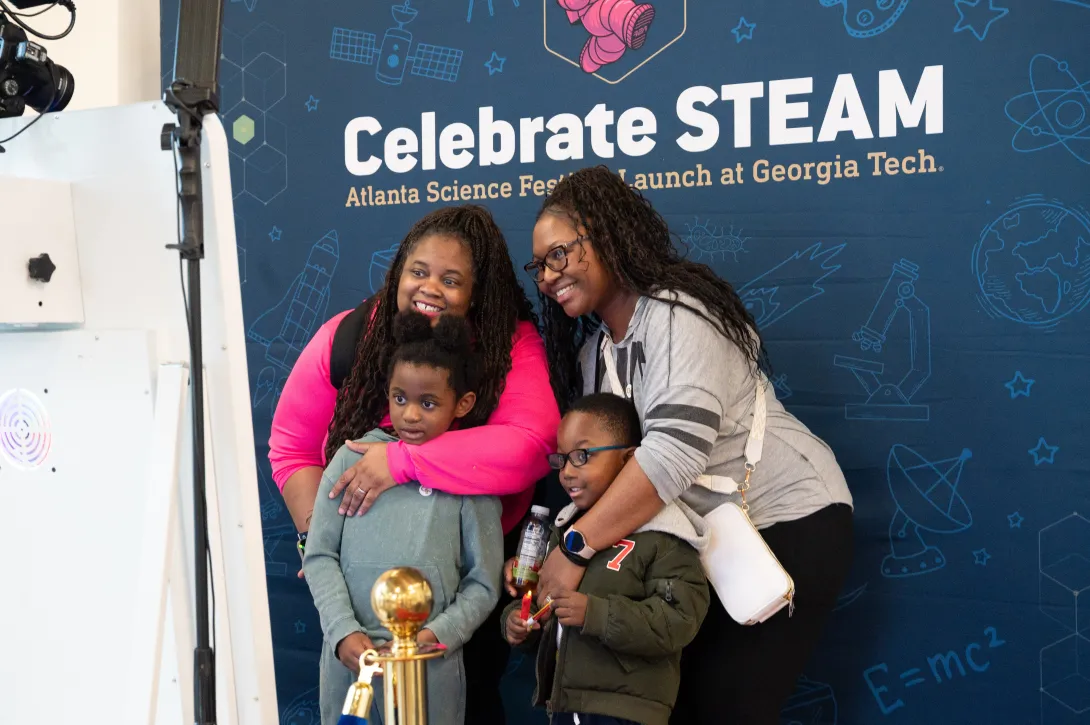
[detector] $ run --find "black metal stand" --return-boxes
[161,1,226,723]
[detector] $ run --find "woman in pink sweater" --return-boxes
[269,205,559,724]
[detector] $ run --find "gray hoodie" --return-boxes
[303,429,502,725]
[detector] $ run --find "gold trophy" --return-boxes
[339,567,447,725]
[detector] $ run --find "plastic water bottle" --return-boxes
[512,505,551,597]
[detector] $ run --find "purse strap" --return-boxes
[599,332,769,512]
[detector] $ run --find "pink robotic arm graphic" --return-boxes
[558,0,656,73]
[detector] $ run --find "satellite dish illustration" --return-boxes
[881,444,973,578]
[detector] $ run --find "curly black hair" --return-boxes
[387,310,478,399]
[568,392,643,447]
[325,204,535,462]
[536,165,769,409]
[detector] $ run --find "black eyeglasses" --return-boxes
[523,237,586,282]
[547,445,627,470]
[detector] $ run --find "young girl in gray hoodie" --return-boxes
[304,311,503,725]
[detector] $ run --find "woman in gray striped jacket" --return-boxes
[522,165,855,725]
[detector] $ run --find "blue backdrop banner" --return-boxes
[160,1,1090,723]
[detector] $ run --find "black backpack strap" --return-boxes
[329,301,371,390]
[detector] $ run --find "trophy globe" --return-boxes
[364,567,447,725]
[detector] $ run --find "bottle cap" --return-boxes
[530,505,550,518]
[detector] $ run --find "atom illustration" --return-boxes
[1004,54,1090,165]
[682,217,749,262]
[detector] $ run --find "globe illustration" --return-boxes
[972,196,1090,327]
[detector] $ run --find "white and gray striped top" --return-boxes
[578,290,854,530]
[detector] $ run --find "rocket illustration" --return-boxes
[247,230,341,374]
[559,0,656,73]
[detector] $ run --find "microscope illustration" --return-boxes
[834,259,931,421]
[558,0,656,73]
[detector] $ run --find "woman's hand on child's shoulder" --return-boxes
[335,631,375,674]
[504,608,538,646]
[332,441,396,517]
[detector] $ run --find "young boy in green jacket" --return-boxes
[502,393,710,725]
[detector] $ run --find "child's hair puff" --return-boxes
[387,311,478,400]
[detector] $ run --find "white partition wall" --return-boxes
[0,103,278,725]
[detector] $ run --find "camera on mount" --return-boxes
[0,1,75,119]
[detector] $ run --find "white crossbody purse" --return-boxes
[599,334,795,625]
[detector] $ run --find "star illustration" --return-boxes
[1007,511,1024,529]
[293,619,306,634]
[1029,437,1059,466]
[973,548,991,566]
[269,225,282,242]
[1004,370,1034,399]
[732,16,756,43]
[484,51,506,76]
[953,0,1009,41]
[304,95,319,112]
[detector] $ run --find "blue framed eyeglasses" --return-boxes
[547,445,627,470]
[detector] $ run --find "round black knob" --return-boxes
[28,253,56,283]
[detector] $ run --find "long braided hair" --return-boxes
[537,165,770,409]
[324,205,535,462]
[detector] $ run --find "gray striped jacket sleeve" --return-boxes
[634,385,723,503]
[631,301,742,503]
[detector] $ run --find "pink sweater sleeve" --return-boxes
[268,308,354,490]
[385,320,560,500]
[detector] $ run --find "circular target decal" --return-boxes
[0,388,52,470]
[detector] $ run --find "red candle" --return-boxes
[520,590,532,620]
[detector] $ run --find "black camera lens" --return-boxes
[0,21,76,119]
[13,39,74,113]
[23,59,73,113]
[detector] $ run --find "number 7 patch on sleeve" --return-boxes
[606,539,636,571]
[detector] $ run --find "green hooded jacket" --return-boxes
[502,501,710,725]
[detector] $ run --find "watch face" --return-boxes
[565,529,586,553]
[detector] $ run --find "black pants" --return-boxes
[670,503,854,725]
[552,714,641,725]
[461,523,522,724]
